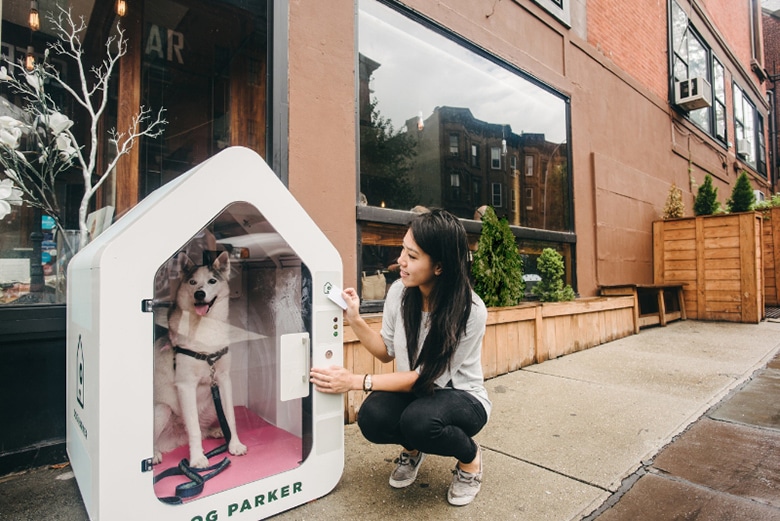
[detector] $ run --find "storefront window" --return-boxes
[357,0,573,301]
[0,0,270,306]
[358,0,570,230]
[1,5,103,305]
[140,0,268,196]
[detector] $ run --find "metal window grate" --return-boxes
[765,307,780,320]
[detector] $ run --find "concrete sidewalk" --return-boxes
[2,320,779,520]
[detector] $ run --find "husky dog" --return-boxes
[153,251,247,468]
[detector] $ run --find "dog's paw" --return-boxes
[153,451,163,465]
[229,439,248,457]
[189,452,209,469]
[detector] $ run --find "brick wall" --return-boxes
[587,0,756,104]
[764,13,780,178]
[765,14,780,75]
[586,0,669,100]
[705,0,754,66]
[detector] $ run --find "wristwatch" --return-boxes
[363,374,373,392]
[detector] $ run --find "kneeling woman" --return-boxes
[310,209,490,506]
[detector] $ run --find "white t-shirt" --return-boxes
[380,279,492,418]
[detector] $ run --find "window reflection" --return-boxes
[140,0,268,197]
[358,0,570,232]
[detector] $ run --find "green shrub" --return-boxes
[727,171,755,213]
[471,206,525,307]
[532,248,575,302]
[756,192,780,211]
[693,174,720,216]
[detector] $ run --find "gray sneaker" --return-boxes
[389,451,426,488]
[447,449,482,506]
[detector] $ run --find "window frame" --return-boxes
[733,83,767,177]
[449,133,460,156]
[492,182,503,207]
[525,154,534,176]
[490,146,502,169]
[711,57,727,143]
[532,0,571,27]
[669,0,726,146]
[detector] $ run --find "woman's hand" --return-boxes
[341,287,361,322]
[310,365,358,394]
[339,287,394,363]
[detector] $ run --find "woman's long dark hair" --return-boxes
[402,209,473,395]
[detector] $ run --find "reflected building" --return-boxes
[404,107,569,231]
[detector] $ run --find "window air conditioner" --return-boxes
[754,190,765,204]
[674,77,712,111]
[736,139,750,159]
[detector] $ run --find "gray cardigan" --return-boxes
[380,280,492,418]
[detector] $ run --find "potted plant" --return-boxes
[693,174,721,216]
[532,248,575,302]
[662,182,685,220]
[727,171,756,213]
[471,205,525,306]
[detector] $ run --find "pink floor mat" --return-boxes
[153,407,303,502]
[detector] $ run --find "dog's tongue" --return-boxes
[194,303,210,316]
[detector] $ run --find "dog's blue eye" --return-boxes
[208,278,217,285]
[189,279,196,285]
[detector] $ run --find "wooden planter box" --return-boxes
[762,207,780,307]
[653,212,764,323]
[342,296,636,423]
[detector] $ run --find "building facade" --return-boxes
[0,0,773,302]
[0,0,775,475]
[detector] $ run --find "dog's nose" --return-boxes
[194,290,206,301]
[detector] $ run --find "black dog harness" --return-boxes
[154,346,233,504]
[172,346,229,375]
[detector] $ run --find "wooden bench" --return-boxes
[599,284,687,333]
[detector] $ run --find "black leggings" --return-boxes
[357,389,488,463]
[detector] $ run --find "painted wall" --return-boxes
[288,0,359,286]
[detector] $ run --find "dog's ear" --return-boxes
[179,253,197,273]
[212,250,231,275]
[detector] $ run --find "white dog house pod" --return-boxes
[66,147,344,520]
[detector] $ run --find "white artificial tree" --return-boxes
[0,6,166,248]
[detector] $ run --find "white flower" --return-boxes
[0,199,12,219]
[0,115,23,130]
[3,168,19,182]
[0,126,21,148]
[0,66,8,81]
[25,72,42,90]
[47,112,74,134]
[0,178,22,221]
[56,133,77,159]
[0,178,22,203]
